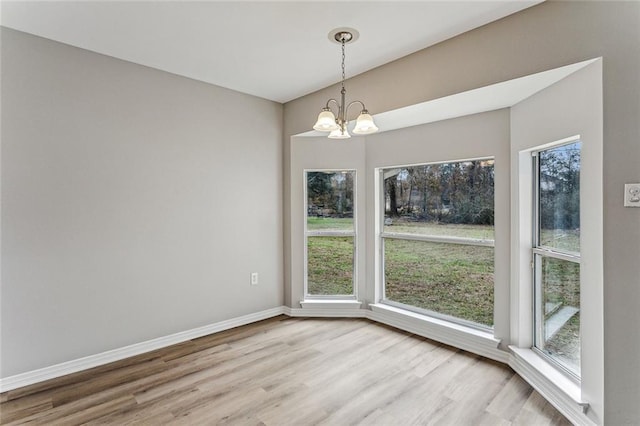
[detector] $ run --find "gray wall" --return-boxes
[1,28,284,377]
[284,1,639,423]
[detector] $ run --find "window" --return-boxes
[533,140,581,378]
[305,170,356,297]
[380,159,495,328]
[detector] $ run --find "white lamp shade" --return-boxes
[328,128,351,139]
[352,112,379,135]
[313,109,339,131]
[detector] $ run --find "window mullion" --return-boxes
[307,230,355,238]
[533,247,580,263]
[382,232,494,247]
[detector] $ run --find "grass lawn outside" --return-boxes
[306,217,355,295]
[307,218,495,327]
[307,217,354,231]
[307,236,354,295]
[540,228,580,253]
[384,239,494,327]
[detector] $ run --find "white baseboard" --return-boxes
[0,306,285,393]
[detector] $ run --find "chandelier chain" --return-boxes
[341,38,346,93]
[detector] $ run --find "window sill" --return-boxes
[285,300,365,317]
[508,346,593,425]
[300,299,362,309]
[368,303,507,363]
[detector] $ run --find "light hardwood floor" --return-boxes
[0,316,570,425]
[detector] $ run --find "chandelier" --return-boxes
[313,29,379,139]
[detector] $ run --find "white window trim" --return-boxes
[532,247,580,263]
[381,232,494,247]
[303,169,358,300]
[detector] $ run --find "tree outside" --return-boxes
[384,159,494,227]
[539,142,581,252]
[307,171,354,223]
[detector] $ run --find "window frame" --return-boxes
[303,169,358,300]
[377,157,496,331]
[531,138,582,381]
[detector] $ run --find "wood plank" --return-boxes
[486,372,535,421]
[0,393,52,424]
[514,390,572,425]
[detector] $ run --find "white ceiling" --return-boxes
[1,1,542,103]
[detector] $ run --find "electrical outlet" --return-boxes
[624,183,640,207]
[250,272,259,285]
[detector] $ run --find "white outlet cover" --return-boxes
[624,183,640,207]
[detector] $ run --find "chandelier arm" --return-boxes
[325,98,340,111]
[345,100,367,120]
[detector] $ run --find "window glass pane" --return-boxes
[537,256,580,376]
[307,171,354,232]
[383,160,494,240]
[384,239,494,327]
[538,142,581,252]
[307,236,354,295]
